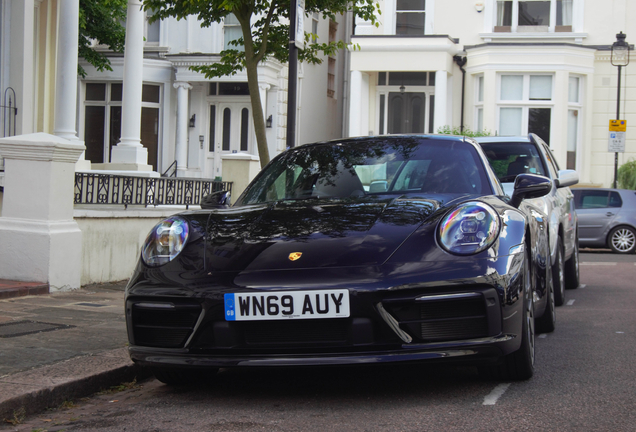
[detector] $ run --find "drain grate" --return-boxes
[0,320,75,338]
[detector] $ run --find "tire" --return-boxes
[552,237,565,307]
[608,226,636,254]
[481,252,535,381]
[565,233,580,289]
[151,367,219,386]
[536,271,556,334]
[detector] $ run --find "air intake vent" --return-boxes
[242,319,349,346]
[130,302,201,348]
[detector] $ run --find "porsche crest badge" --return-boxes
[288,252,303,261]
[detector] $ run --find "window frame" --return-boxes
[496,73,554,141]
[493,0,575,34]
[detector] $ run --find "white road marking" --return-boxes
[580,262,616,266]
[579,284,586,289]
[538,334,547,339]
[483,383,511,406]
[616,331,625,334]
[567,299,576,306]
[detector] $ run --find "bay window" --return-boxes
[498,74,553,143]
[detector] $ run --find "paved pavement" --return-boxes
[0,280,147,421]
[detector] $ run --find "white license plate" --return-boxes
[224,289,350,321]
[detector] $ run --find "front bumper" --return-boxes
[125,254,526,369]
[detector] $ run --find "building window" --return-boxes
[312,13,319,42]
[495,0,573,33]
[224,14,243,51]
[567,75,581,169]
[327,20,337,98]
[83,82,161,169]
[396,0,426,35]
[497,74,553,143]
[145,9,160,45]
[475,75,484,133]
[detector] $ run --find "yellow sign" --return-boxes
[288,252,303,261]
[609,119,627,132]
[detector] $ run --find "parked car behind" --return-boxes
[572,188,636,254]
[475,134,580,306]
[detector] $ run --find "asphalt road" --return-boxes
[4,250,635,432]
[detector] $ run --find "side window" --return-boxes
[579,191,610,209]
[609,192,623,208]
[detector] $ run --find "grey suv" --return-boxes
[476,134,580,306]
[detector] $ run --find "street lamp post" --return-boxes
[611,32,630,189]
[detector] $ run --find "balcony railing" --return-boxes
[74,173,232,209]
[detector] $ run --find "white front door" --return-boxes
[206,100,253,179]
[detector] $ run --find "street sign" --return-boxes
[295,0,305,49]
[608,119,626,153]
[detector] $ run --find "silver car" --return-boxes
[476,134,580,308]
[572,188,636,254]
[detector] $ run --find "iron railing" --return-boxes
[74,173,232,209]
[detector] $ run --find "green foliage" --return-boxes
[78,0,128,78]
[618,159,636,189]
[437,125,492,138]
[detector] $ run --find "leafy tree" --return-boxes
[78,0,128,78]
[618,159,636,189]
[143,0,381,168]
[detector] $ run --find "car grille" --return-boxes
[129,301,201,348]
[383,293,490,342]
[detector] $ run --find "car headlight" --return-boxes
[438,202,500,255]
[141,216,190,266]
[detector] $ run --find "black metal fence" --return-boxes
[74,173,232,209]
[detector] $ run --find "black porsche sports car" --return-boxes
[125,135,556,384]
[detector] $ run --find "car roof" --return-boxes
[473,136,532,144]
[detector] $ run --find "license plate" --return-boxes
[224,289,350,321]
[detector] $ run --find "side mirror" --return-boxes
[201,190,231,209]
[509,174,552,208]
[556,169,578,188]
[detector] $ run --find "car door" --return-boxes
[573,190,621,244]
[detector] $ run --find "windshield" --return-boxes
[479,142,548,183]
[236,138,492,206]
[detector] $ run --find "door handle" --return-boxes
[606,212,615,217]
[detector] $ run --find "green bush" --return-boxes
[437,125,492,138]
[618,159,636,189]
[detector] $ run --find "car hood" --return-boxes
[187,196,459,272]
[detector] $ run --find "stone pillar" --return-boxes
[110,0,151,171]
[0,134,85,291]
[174,82,192,176]
[259,83,270,157]
[348,71,369,137]
[53,0,79,141]
[221,153,261,200]
[434,70,448,133]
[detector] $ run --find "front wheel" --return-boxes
[608,226,636,254]
[552,237,565,306]
[481,252,535,381]
[565,233,580,289]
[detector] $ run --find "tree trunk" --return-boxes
[244,57,270,169]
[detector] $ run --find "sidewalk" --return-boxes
[0,280,147,421]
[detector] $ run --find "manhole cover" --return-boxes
[75,303,108,307]
[0,320,75,338]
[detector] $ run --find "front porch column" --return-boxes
[53,0,79,141]
[0,134,85,291]
[110,0,151,170]
[348,71,369,137]
[434,70,448,133]
[174,82,192,176]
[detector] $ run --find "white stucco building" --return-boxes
[348,0,635,187]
